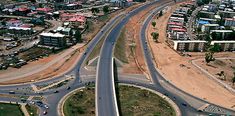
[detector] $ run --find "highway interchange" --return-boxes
[0,0,235,116]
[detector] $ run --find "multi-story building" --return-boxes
[8,27,33,37]
[211,41,235,51]
[173,40,206,52]
[224,18,235,26]
[201,24,220,33]
[39,32,66,48]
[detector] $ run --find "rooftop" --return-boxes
[40,32,65,37]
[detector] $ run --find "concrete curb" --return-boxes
[57,87,86,116]
[111,57,120,116]
[119,83,181,116]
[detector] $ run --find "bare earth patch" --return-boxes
[122,0,172,75]
[147,2,235,110]
[194,58,235,89]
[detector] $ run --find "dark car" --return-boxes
[54,90,59,93]
[182,103,187,107]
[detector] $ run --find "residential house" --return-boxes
[201,24,220,33]
[14,7,30,16]
[56,26,71,36]
[169,17,184,24]
[224,18,235,26]
[60,13,86,29]
[6,19,22,27]
[54,2,82,10]
[36,7,52,14]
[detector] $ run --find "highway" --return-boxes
[0,0,234,116]
[139,1,235,115]
[95,0,175,115]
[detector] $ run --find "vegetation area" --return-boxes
[63,87,95,116]
[114,28,128,63]
[117,85,175,116]
[63,85,175,116]
[25,104,38,116]
[19,46,52,61]
[151,32,159,42]
[0,103,24,116]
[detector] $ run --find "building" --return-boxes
[8,27,33,37]
[218,11,235,18]
[201,24,220,33]
[167,22,184,31]
[60,13,86,29]
[54,2,82,10]
[224,18,235,26]
[36,8,52,14]
[56,26,72,36]
[39,32,66,48]
[14,7,30,16]
[210,30,233,40]
[173,40,206,52]
[211,41,235,51]
[169,16,184,24]
[6,19,22,27]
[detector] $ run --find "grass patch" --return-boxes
[118,85,175,116]
[97,15,110,22]
[63,85,175,116]
[0,103,24,116]
[48,79,70,90]
[85,36,105,65]
[86,21,95,34]
[25,104,38,116]
[32,96,43,101]
[63,87,95,116]
[114,28,128,63]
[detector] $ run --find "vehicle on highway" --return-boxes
[43,111,47,115]
[67,87,71,90]
[20,98,27,103]
[9,91,15,94]
[182,103,187,107]
[54,90,59,93]
[44,104,49,109]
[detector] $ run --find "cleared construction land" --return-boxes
[146,1,235,110]
[63,85,175,116]
[194,58,235,89]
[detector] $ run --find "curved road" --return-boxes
[139,2,235,116]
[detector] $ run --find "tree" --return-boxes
[91,8,99,14]
[233,72,235,85]
[151,32,159,42]
[151,21,156,28]
[74,30,82,43]
[103,6,109,14]
[209,44,221,52]
[205,52,215,64]
[159,10,163,17]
